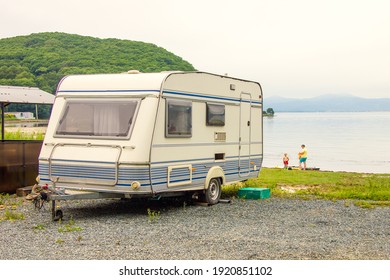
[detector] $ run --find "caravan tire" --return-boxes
[53,209,63,222]
[204,178,221,205]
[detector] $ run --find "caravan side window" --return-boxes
[166,99,192,137]
[206,103,225,126]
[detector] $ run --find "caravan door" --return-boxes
[239,92,252,177]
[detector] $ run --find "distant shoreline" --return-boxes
[265,110,390,113]
[264,94,390,112]
[3,119,49,123]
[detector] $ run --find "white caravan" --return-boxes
[39,71,263,206]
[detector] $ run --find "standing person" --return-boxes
[298,144,308,170]
[283,153,289,169]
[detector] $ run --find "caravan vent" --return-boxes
[127,70,140,74]
[214,132,226,142]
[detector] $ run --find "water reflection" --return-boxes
[4,121,49,128]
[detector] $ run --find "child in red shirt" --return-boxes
[283,153,289,169]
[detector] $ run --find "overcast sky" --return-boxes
[1,0,389,98]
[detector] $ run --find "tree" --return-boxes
[264,108,275,116]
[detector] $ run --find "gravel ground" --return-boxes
[1,197,389,260]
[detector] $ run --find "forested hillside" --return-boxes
[0,32,196,118]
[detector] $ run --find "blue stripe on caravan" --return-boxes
[50,164,116,172]
[57,89,160,94]
[40,163,150,182]
[49,172,115,181]
[152,142,241,148]
[152,157,214,165]
[38,178,152,188]
[151,155,262,166]
[50,167,115,176]
[163,90,262,105]
[39,158,262,188]
[49,159,116,165]
[151,169,260,187]
[40,167,260,186]
[163,90,239,103]
[57,89,261,105]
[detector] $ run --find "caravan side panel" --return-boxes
[149,72,263,193]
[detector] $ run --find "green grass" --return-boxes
[0,193,23,207]
[3,130,45,140]
[147,208,161,223]
[0,194,26,222]
[57,216,83,232]
[0,193,11,206]
[32,224,46,231]
[3,114,17,120]
[222,168,390,207]
[0,209,25,221]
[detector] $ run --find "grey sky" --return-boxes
[1,0,389,98]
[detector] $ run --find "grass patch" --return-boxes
[0,193,23,208]
[58,216,83,232]
[4,130,44,140]
[353,201,390,209]
[221,182,244,199]
[222,168,390,207]
[0,209,25,221]
[147,208,160,223]
[32,224,46,231]
[0,193,12,206]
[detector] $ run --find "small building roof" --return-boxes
[0,85,55,104]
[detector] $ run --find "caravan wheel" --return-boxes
[204,178,221,205]
[53,209,63,222]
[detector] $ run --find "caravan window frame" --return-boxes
[206,103,225,126]
[165,99,192,138]
[54,98,140,140]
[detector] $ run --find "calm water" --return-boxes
[4,120,49,127]
[262,112,390,174]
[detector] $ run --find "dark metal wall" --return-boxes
[0,141,42,193]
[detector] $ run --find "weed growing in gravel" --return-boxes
[147,208,160,223]
[32,224,46,231]
[0,209,25,221]
[56,238,64,244]
[353,200,390,209]
[344,200,351,207]
[0,194,25,222]
[58,216,83,232]
[0,194,24,209]
[0,193,10,206]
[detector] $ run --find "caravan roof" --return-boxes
[56,71,262,99]
[56,72,172,97]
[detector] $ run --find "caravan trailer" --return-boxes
[38,71,263,216]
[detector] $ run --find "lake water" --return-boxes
[4,120,48,127]
[262,112,390,174]
[4,114,388,173]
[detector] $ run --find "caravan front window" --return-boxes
[55,100,139,138]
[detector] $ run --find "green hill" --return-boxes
[0,32,196,118]
[0,32,196,92]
